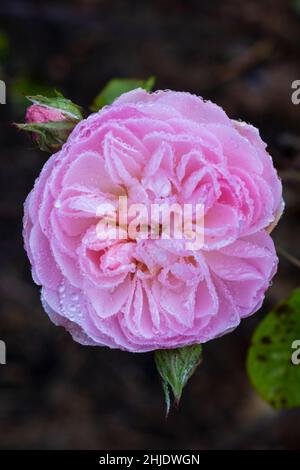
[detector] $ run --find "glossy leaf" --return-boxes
[91,77,155,111]
[247,288,300,409]
[27,93,83,120]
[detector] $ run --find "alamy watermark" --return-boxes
[291,340,300,365]
[94,196,204,250]
[0,80,6,104]
[0,340,6,365]
[291,80,300,104]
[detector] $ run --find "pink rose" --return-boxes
[24,104,69,151]
[23,89,283,352]
[26,103,66,124]
[21,99,82,153]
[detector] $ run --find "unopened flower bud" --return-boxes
[16,93,83,152]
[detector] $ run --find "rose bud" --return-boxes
[26,103,66,125]
[16,93,83,152]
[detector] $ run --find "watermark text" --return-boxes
[95,197,204,250]
[0,80,6,104]
[0,340,6,365]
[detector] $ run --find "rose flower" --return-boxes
[23,89,283,352]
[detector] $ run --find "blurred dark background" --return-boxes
[0,0,300,450]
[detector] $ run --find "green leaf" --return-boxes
[154,344,202,415]
[247,288,300,409]
[27,94,83,120]
[16,120,76,152]
[91,76,155,111]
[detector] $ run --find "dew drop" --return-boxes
[58,283,65,294]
